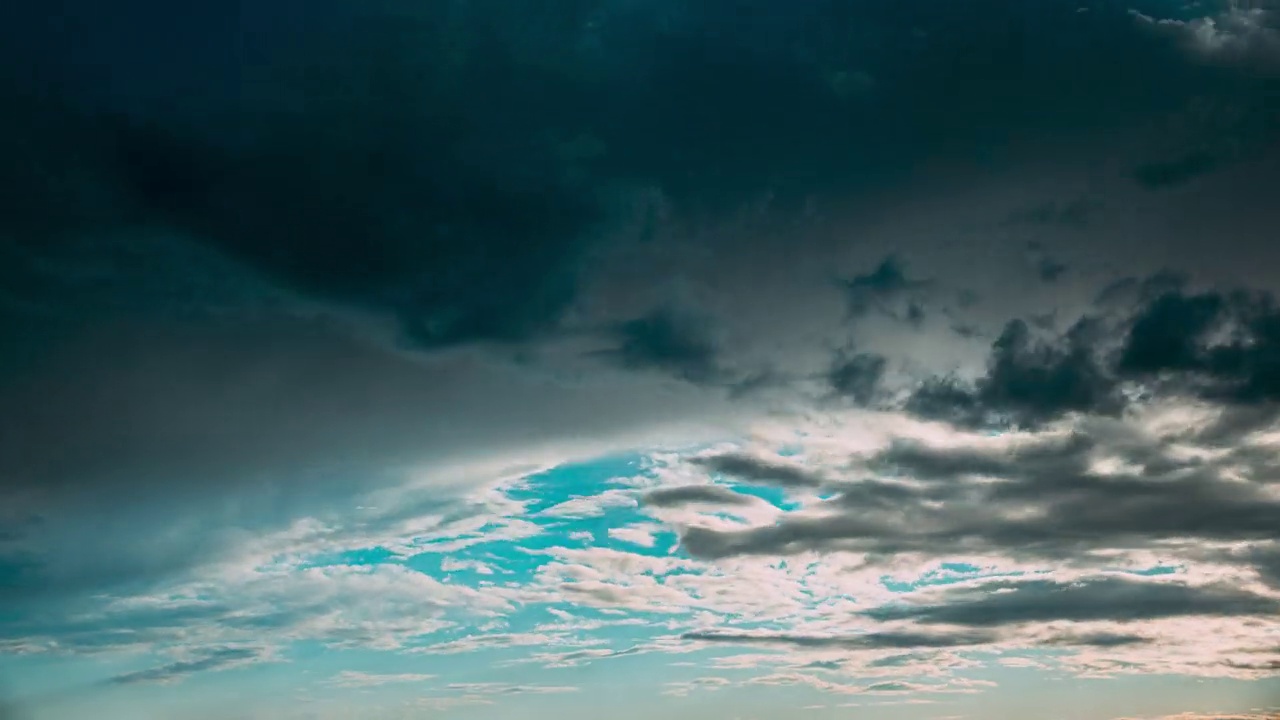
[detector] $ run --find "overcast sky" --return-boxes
[2,1,1280,718]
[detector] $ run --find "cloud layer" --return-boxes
[3,0,1280,717]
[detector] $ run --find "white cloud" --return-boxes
[328,671,436,688]
[444,683,579,695]
[607,524,660,547]
[539,489,638,518]
[1132,6,1280,70]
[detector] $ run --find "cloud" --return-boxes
[540,490,638,519]
[903,280,1280,431]
[597,307,727,385]
[6,77,598,355]
[906,317,1122,428]
[642,485,755,508]
[1117,289,1227,375]
[412,633,569,656]
[106,646,264,686]
[1044,631,1152,648]
[443,683,578,696]
[681,630,997,651]
[690,453,826,489]
[1037,256,1069,283]
[866,577,1280,626]
[327,671,436,688]
[826,352,888,405]
[607,525,659,548]
[1115,287,1280,407]
[0,294,739,616]
[674,413,1280,577]
[841,256,930,322]
[1132,6,1280,73]
[5,1,1280,713]
[5,561,506,663]
[662,676,732,697]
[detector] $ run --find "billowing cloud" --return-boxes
[1132,5,1280,73]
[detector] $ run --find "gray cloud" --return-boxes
[0,308,738,612]
[867,578,1280,626]
[1132,6,1280,74]
[642,485,754,509]
[826,352,888,405]
[1045,632,1152,648]
[597,307,727,386]
[690,453,826,490]
[676,419,1280,567]
[904,280,1280,431]
[107,647,263,686]
[681,629,996,651]
[840,256,930,322]
[1037,256,1069,283]
[906,317,1123,429]
[1115,287,1280,407]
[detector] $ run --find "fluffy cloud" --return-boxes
[1133,6,1280,73]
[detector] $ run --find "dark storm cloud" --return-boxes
[906,317,1122,429]
[1025,242,1072,284]
[840,256,930,321]
[642,485,754,509]
[2,93,589,356]
[826,352,888,405]
[598,308,726,385]
[1037,257,1068,283]
[106,647,263,686]
[866,578,1280,626]
[681,629,995,651]
[903,277,1280,431]
[1117,290,1227,375]
[1114,287,1280,405]
[690,453,826,489]
[48,42,598,350]
[1,0,1275,355]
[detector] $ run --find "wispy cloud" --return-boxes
[327,671,436,688]
[107,647,266,686]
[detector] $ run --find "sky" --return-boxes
[2,0,1280,718]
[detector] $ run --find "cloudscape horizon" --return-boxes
[2,0,1280,718]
